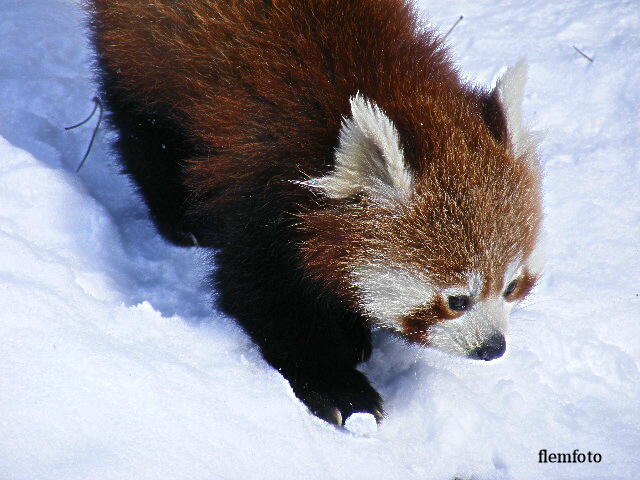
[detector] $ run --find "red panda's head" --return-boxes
[299,62,543,361]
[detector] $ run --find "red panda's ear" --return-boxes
[301,94,414,203]
[491,60,537,158]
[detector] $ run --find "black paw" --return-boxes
[291,369,384,427]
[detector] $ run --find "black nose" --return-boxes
[470,333,506,361]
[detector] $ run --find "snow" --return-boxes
[344,413,379,437]
[0,0,638,479]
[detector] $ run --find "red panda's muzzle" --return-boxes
[468,332,506,361]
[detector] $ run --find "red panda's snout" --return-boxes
[469,333,506,361]
[350,261,540,360]
[430,268,541,360]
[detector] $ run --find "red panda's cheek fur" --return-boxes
[294,210,356,301]
[401,296,456,343]
[296,202,407,310]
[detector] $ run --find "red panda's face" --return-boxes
[351,250,542,360]
[343,179,543,360]
[299,63,542,360]
[415,266,540,360]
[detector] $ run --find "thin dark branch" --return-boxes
[573,45,593,63]
[65,97,101,130]
[443,15,463,41]
[65,96,104,173]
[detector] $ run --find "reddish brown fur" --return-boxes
[507,270,539,302]
[402,296,457,343]
[91,0,541,332]
[91,0,446,201]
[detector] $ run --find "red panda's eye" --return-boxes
[448,295,470,311]
[504,279,518,297]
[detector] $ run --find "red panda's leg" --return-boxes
[240,306,383,426]
[213,231,383,426]
[98,69,201,247]
[285,365,384,426]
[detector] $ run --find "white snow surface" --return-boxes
[1,0,639,478]
[344,413,379,437]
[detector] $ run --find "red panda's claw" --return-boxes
[326,407,343,427]
[293,369,384,428]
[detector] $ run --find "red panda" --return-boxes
[89,0,543,427]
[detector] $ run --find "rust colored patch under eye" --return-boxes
[507,270,538,302]
[401,295,458,343]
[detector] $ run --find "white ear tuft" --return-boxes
[494,60,535,158]
[302,94,414,202]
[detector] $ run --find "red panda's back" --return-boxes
[91,0,458,204]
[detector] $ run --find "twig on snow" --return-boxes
[573,45,594,63]
[443,15,464,41]
[65,96,104,172]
